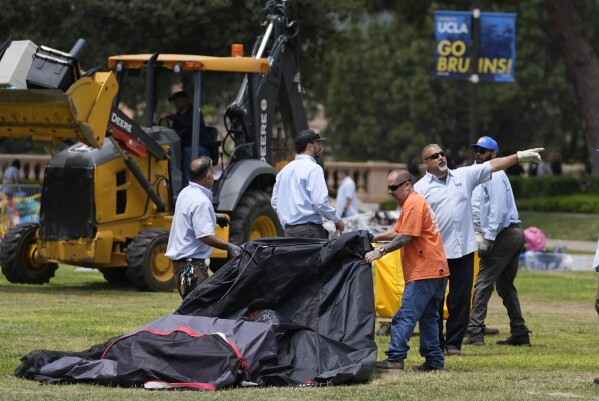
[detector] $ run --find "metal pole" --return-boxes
[469,7,480,164]
[191,71,202,160]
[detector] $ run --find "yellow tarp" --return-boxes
[374,250,480,320]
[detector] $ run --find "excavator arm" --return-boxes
[223,0,308,166]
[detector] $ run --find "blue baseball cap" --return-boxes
[470,136,499,152]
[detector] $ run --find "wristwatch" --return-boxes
[379,247,387,256]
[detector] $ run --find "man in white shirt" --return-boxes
[272,129,345,239]
[3,160,20,185]
[166,156,241,298]
[335,168,358,218]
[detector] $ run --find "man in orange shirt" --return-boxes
[365,169,449,371]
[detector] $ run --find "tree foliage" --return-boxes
[1,0,598,167]
[324,0,590,165]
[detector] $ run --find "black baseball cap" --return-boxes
[168,90,189,101]
[295,129,327,152]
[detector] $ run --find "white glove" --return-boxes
[475,230,484,247]
[517,148,545,163]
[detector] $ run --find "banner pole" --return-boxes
[469,7,481,164]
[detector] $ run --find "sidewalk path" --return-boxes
[545,239,597,253]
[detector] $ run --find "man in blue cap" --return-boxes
[464,136,531,347]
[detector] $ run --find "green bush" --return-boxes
[379,199,397,211]
[516,194,599,213]
[509,175,583,198]
[586,175,599,195]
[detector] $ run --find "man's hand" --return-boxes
[364,247,384,263]
[226,243,242,259]
[367,231,376,243]
[478,239,493,258]
[216,214,231,228]
[517,148,545,163]
[335,219,345,233]
[475,230,484,247]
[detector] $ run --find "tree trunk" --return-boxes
[546,0,599,173]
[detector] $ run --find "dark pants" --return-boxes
[468,226,528,337]
[439,252,474,351]
[284,223,328,239]
[172,258,208,299]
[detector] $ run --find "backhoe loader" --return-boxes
[0,0,308,291]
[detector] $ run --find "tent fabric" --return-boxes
[14,231,377,389]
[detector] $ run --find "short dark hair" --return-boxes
[189,156,212,181]
[294,129,327,153]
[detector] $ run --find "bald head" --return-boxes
[389,169,413,185]
[189,156,214,188]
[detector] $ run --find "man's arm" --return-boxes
[365,234,412,263]
[372,228,398,242]
[489,148,544,173]
[383,234,412,254]
[200,235,241,258]
[199,235,230,251]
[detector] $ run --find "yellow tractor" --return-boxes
[0,0,308,290]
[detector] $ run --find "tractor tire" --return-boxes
[0,223,58,284]
[210,190,282,273]
[98,268,129,284]
[230,189,283,244]
[126,229,174,292]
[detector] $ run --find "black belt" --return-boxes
[172,258,206,267]
[285,222,322,228]
[508,222,520,228]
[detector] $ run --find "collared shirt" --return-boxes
[2,166,19,184]
[165,182,215,260]
[394,192,449,283]
[414,162,491,259]
[473,170,520,241]
[336,176,359,217]
[271,155,340,228]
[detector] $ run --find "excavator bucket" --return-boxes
[0,71,118,148]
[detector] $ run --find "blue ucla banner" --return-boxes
[479,12,516,82]
[434,10,516,82]
[434,10,472,80]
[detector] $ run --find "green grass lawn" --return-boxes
[519,211,599,242]
[1,265,599,400]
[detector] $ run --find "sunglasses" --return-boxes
[424,151,445,161]
[472,148,489,155]
[388,179,411,192]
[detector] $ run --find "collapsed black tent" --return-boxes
[15,231,377,390]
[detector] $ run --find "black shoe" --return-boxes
[412,362,444,372]
[496,332,531,346]
[375,358,405,370]
[594,377,599,384]
[484,326,499,336]
[445,346,462,356]
[463,333,485,346]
